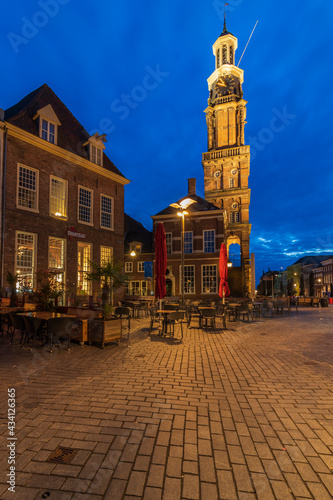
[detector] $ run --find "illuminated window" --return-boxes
[101,246,113,265]
[130,243,142,254]
[184,232,193,254]
[138,262,144,272]
[166,233,172,255]
[222,44,227,64]
[125,262,133,273]
[16,231,36,290]
[78,186,93,224]
[17,165,38,211]
[180,265,195,294]
[101,194,113,230]
[49,237,65,270]
[203,230,215,253]
[202,265,217,294]
[141,281,148,295]
[50,176,67,218]
[77,242,92,294]
[41,119,55,143]
[229,46,234,64]
[91,144,103,166]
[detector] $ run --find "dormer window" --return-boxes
[83,132,106,167]
[130,242,142,254]
[41,119,55,143]
[91,144,103,166]
[33,104,60,145]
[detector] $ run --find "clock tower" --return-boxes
[202,18,251,296]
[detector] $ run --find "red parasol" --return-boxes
[219,243,230,302]
[155,222,167,299]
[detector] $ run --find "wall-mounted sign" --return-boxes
[67,227,86,239]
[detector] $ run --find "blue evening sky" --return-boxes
[1,0,332,281]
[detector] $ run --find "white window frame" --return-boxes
[49,175,68,219]
[201,264,217,294]
[15,231,37,290]
[125,262,133,273]
[77,241,92,295]
[180,265,195,294]
[184,231,193,254]
[166,232,172,255]
[90,144,103,166]
[100,194,114,230]
[40,118,57,144]
[203,230,215,253]
[17,164,39,213]
[78,186,93,225]
[138,262,144,273]
[48,237,66,302]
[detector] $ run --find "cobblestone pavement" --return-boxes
[0,307,333,499]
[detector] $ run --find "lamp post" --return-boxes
[170,198,196,307]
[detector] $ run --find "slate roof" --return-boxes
[124,214,153,253]
[154,194,221,217]
[293,255,333,266]
[4,84,125,179]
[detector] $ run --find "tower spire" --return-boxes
[223,3,228,33]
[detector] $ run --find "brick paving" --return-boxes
[0,307,333,499]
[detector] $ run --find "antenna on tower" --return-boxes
[237,20,258,67]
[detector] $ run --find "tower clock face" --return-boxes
[215,75,237,96]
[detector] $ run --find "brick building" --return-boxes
[0,84,129,302]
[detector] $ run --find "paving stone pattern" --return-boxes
[0,308,333,499]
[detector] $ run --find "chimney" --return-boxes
[188,178,196,196]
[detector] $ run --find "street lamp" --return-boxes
[170,198,196,307]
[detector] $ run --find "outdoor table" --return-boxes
[156,309,176,334]
[226,303,241,321]
[18,312,78,350]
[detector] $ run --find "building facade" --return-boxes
[0,84,129,303]
[152,179,225,301]
[202,20,251,297]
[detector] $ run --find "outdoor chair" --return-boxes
[164,311,185,340]
[216,303,227,329]
[9,313,27,346]
[123,302,135,318]
[1,313,14,339]
[46,317,77,353]
[115,307,131,335]
[187,304,201,328]
[226,305,238,322]
[22,316,44,350]
[200,308,216,329]
[149,307,161,334]
[237,304,252,322]
[261,300,275,318]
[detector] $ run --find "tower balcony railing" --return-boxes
[202,145,250,161]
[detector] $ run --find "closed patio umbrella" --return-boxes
[219,243,230,304]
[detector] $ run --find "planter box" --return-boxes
[88,318,122,348]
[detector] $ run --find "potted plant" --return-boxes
[86,260,128,348]
[31,270,65,311]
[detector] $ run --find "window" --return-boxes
[216,49,220,68]
[91,144,103,166]
[229,178,235,188]
[202,265,217,294]
[50,176,67,218]
[184,232,193,254]
[125,262,133,273]
[182,265,195,294]
[230,212,240,223]
[77,242,92,294]
[204,230,215,253]
[17,165,38,211]
[41,119,55,143]
[101,246,113,265]
[141,281,148,296]
[49,237,65,270]
[166,233,172,255]
[130,243,142,254]
[222,44,227,64]
[101,195,113,230]
[16,231,36,290]
[130,281,140,295]
[78,186,93,224]
[138,262,144,272]
[229,46,234,65]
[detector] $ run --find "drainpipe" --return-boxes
[1,124,7,291]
